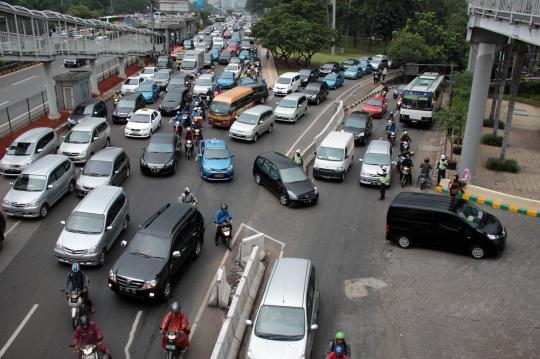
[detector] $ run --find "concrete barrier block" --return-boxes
[239,234,264,265]
[208,266,232,308]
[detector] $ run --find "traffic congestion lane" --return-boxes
[0,66,378,358]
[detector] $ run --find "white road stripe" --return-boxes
[11,76,36,86]
[0,100,9,107]
[4,220,21,237]
[124,310,143,359]
[0,304,39,358]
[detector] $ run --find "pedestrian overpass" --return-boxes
[461,0,540,178]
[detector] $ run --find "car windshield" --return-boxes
[163,91,182,102]
[181,60,196,70]
[72,105,94,115]
[276,77,291,84]
[279,166,308,183]
[402,94,433,110]
[456,201,484,228]
[147,142,174,153]
[7,142,34,156]
[142,68,155,74]
[364,153,390,165]
[359,61,369,66]
[125,78,140,85]
[348,66,359,72]
[325,73,337,80]
[117,99,135,109]
[298,70,312,77]
[318,146,345,161]
[209,100,231,115]
[64,130,91,144]
[343,60,354,65]
[204,148,229,160]
[322,63,334,69]
[128,234,168,259]
[13,174,46,191]
[83,160,112,176]
[303,85,319,94]
[197,78,212,86]
[65,212,104,234]
[254,305,305,341]
[154,73,169,80]
[169,77,185,85]
[221,72,235,80]
[138,83,154,92]
[278,99,297,108]
[226,65,238,71]
[130,114,151,123]
[367,99,382,106]
[345,117,366,128]
[237,113,260,125]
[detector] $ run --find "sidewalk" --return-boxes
[258,46,278,88]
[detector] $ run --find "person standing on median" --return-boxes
[437,154,448,185]
[382,67,388,81]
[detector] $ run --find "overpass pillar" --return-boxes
[137,56,145,66]
[43,62,60,120]
[467,43,479,72]
[459,42,496,180]
[88,59,100,96]
[118,56,127,79]
[165,29,170,54]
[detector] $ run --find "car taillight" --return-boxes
[385,225,390,239]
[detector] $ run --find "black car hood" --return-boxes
[480,213,503,235]
[113,253,165,282]
[143,151,174,165]
[342,125,364,134]
[114,107,133,115]
[161,99,181,108]
[70,114,90,121]
[284,179,315,196]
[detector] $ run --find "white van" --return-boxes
[274,93,308,123]
[273,72,301,96]
[313,131,354,181]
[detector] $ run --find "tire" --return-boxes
[105,138,110,147]
[255,173,262,185]
[340,172,345,182]
[260,96,266,104]
[397,235,412,249]
[72,317,78,330]
[39,204,49,219]
[316,97,320,105]
[121,215,129,232]
[98,250,106,266]
[279,193,289,206]
[68,180,75,193]
[401,176,407,188]
[470,245,486,259]
[192,239,203,259]
[126,166,131,177]
[161,279,172,300]
[268,124,273,133]
[253,133,258,142]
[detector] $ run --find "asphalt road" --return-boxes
[0,61,537,359]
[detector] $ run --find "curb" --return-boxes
[435,186,540,218]
[343,82,399,113]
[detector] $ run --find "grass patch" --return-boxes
[483,118,505,129]
[485,158,520,173]
[481,134,503,147]
[515,95,540,107]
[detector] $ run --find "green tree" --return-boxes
[387,31,430,64]
[67,4,99,18]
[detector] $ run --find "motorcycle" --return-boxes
[387,131,396,146]
[173,120,183,139]
[185,140,193,160]
[163,331,188,359]
[194,128,202,147]
[192,108,204,127]
[217,222,232,250]
[400,165,412,188]
[400,140,410,153]
[418,172,432,190]
[64,289,87,329]
[71,344,110,359]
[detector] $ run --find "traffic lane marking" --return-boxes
[4,220,21,237]
[124,310,143,359]
[0,304,38,358]
[0,100,8,107]
[11,76,36,86]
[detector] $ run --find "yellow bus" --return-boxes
[208,87,255,128]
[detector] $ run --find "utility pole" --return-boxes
[150,0,156,62]
[331,0,336,55]
[110,0,114,14]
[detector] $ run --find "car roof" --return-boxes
[390,192,465,214]
[134,108,155,115]
[320,131,353,147]
[23,154,68,175]
[139,203,193,239]
[76,99,101,107]
[149,133,175,144]
[14,127,53,143]
[198,73,214,80]
[305,81,323,89]
[203,138,226,149]
[71,117,106,130]
[280,72,299,78]
[367,140,391,154]
[75,186,123,214]
[348,110,370,119]
[258,151,296,169]
[244,105,272,115]
[282,92,305,101]
[369,95,385,101]
[89,147,124,161]
[263,257,310,308]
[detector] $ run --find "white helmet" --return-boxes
[381,165,388,172]
[441,154,446,160]
[296,149,301,154]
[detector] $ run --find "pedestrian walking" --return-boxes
[436,154,448,185]
[382,67,388,81]
[373,71,378,84]
[448,174,462,196]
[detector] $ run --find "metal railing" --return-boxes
[469,0,540,24]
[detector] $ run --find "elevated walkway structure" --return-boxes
[459,0,540,180]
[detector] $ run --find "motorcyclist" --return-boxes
[112,90,121,105]
[160,302,190,352]
[178,187,197,205]
[400,155,414,184]
[184,126,195,142]
[326,331,351,358]
[181,110,193,129]
[382,82,389,95]
[65,263,94,313]
[213,204,232,246]
[73,315,110,358]
[400,130,411,143]
[293,149,304,166]
[214,84,222,95]
[437,154,448,185]
[418,157,433,186]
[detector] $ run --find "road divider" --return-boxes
[0,304,38,358]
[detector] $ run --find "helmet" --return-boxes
[390,111,394,116]
[116,90,121,94]
[441,154,446,160]
[171,301,180,314]
[71,263,80,273]
[335,331,346,340]
[177,111,181,115]
[381,166,388,172]
[403,130,408,135]
[221,204,228,211]
[184,187,191,195]
[424,157,430,163]
[80,315,89,328]
[296,149,301,154]
[187,126,192,132]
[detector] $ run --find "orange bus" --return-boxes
[208,87,255,128]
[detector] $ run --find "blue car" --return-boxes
[323,72,344,89]
[211,49,220,62]
[198,139,234,181]
[344,66,364,79]
[217,71,237,89]
[137,82,160,103]
[239,50,250,61]
[358,60,373,75]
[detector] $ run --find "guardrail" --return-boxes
[469,0,540,24]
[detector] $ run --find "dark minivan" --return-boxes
[298,68,319,86]
[342,111,372,145]
[387,192,506,259]
[108,203,205,300]
[241,82,269,104]
[112,93,146,124]
[302,81,329,105]
[68,99,108,127]
[253,151,319,207]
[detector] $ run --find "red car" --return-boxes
[362,95,387,118]
[223,31,232,39]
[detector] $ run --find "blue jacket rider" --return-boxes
[213,204,232,245]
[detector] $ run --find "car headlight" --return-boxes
[109,270,116,282]
[336,167,344,172]
[27,200,39,207]
[3,198,9,205]
[203,165,211,171]
[314,186,319,194]
[55,241,64,251]
[165,159,175,167]
[487,234,499,240]
[287,190,298,199]
[142,279,158,289]
[359,132,365,136]
[226,165,233,171]
[78,150,86,158]
[127,112,133,118]
[125,127,132,132]
[247,348,254,359]
[87,246,98,254]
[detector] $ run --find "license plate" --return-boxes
[120,287,136,294]
[411,120,417,124]
[151,168,159,173]
[166,344,176,350]
[214,174,224,178]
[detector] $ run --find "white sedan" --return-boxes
[225,63,241,77]
[124,109,161,138]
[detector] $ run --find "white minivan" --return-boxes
[313,131,354,181]
[273,72,301,96]
[274,93,308,123]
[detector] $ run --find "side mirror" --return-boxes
[60,220,66,225]
[47,184,53,189]
[106,225,113,231]
[114,170,119,174]
[37,148,43,153]
[259,120,264,124]
[245,319,253,326]
[172,250,181,258]
[345,154,350,159]
[314,151,317,155]
[93,112,98,115]
[310,324,318,331]
[121,240,128,247]
[62,135,66,139]
[358,158,363,162]
[230,154,235,158]
[93,137,99,141]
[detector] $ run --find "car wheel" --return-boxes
[122,215,129,232]
[192,239,202,259]
[268,124,273,133]
[397,235,412,249]
[254,173,262,185]
[39,204,49,219]
[340,172,345,182]
[470,245,486,259]
[126,166,131,177]
[98,250,106,266]
[316,97,320,105]
[105,138,110,147]
[161,279,172,300]
[68,180,75,194]
[253,133,258,142]
[279,193,289,206]
[260,96,266,104]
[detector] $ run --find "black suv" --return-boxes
[140,134,180,175]
[253,152,319,207]
[298,68,320,86]
[64,58,87,67]
[342,111,373,144]
[112,93,146,124]
[319,62,341,75]
[68,99,108,127]
[241,82,269,104]
[302,81,329,105]
[108,203,205,300]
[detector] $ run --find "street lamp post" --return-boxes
[150,1,156,62]
[331,0,336,55]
